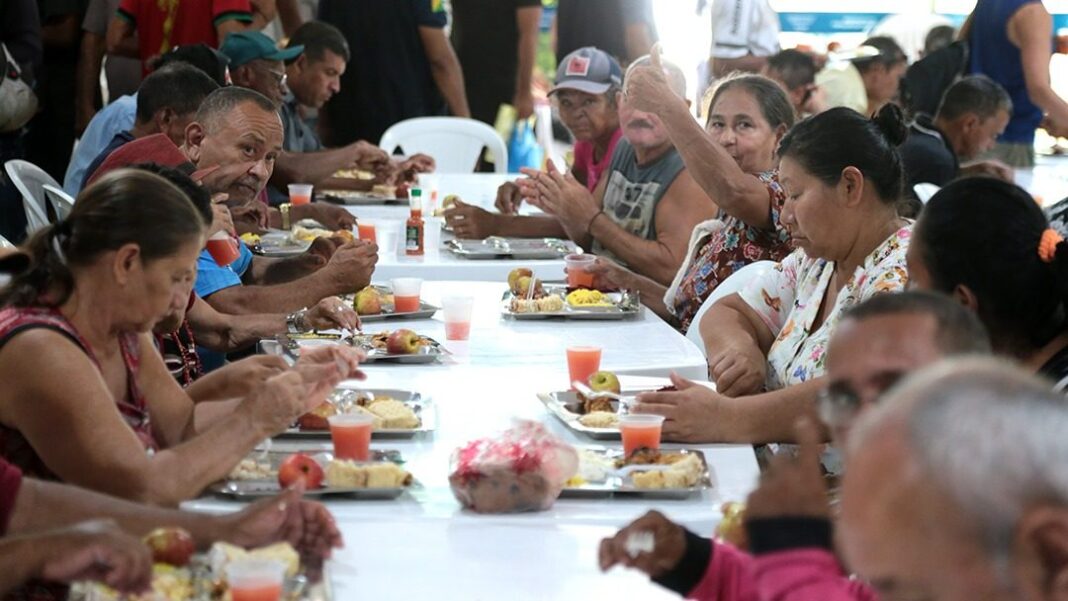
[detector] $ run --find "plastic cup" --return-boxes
[619,414,666,458]
[287,183,313,206]
[566,346,602,390]
[442,296,474,341]
[328,413,375,461]
[377,229,398,258]
[357,222,377,242]
[206,231,240,267]
[424,217,444,254]
[565,254,596,289]
[391,277,423,313]
[225,559,286,601]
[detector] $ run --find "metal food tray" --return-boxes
[538,389,621,440]
[262,333,448,364]
[341,285,439,322]
[210,450,413,500]
[561,447,713,499]
[502,285,640,320]
[445,236,579,260]
[278,388,436,439]
[319,189,405,205]
[250,229,311,258]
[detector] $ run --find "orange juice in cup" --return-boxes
[566,346,602,390]
[357,221,377,242]
[225,560,285,601]
[565,254,596,289]
[391,277,422,313]
[206,232,240,266]
[619,414,665,458]
[287,183,313,206]
[328,413,374,461]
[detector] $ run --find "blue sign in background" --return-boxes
[778,12,1068,34]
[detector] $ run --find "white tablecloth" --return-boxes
[185,281,757,600]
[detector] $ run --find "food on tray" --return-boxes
[277,452,325,489]
[144,527,195,567]
[334,168,375,180]
[297,401,337,430]
[715,502,749,549]
[334,229,355,243]
[566,289,613,307]
[621,451,704,489]
[365,399,420,428]
[384,328,423,354]
[239,232,261,245]
[515,275,543,299]
[506,267,533,295]
[449,421,578,513]
[509,295,564,313]
[229,458,272,480]
[565,448,616,486]
[353,286,384,315]
[372,184,397,197]
[325,459,413,488]
[578,411,619,428]
[209,542,301,579]
[434,193,461,216]
[582,370,621,412]
[291,225,333,241]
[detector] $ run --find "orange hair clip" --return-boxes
[1039,228,1064,264]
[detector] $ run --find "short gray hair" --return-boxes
[194,86,278,134]
[852,358,1068,579]
[625,55,687,99]
[935,75,1013,122]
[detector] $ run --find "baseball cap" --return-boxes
[220,31,303,68]
[549,47,623,96]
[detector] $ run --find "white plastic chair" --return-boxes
[379,117,508,174]
[913,183,940,205]
[684,260,777,355]
[4,160,60,235]
[0,234,13,249]
[42,184,75,221]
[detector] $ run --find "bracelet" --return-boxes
[586,209,605,236]
[280,202,292,230]
[286,308,308,333]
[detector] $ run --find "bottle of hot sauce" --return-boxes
[405,188,425,256]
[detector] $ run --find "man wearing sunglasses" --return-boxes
[599,290,991,600]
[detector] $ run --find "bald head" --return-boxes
[841,359,1068,601]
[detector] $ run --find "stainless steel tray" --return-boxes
[319,189,405,205]
[562,447,713,499]
[263,333,448,364]
[210,450,413,500]
[502,285,640,320]
[538,389,621,440]
[249,229,311,258]
[278,388,436,439]
[445,236,579,260]
[341,284,439,322]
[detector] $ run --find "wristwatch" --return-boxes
[280,202,292,230]
[286,308,307,333]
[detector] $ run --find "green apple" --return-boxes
[587,370,621,395]
[507,267,533,295]
[353,287,383,315]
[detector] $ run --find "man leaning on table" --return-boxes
[517,55,715,287]
[89,86,378,320]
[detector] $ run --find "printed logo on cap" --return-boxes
[566,56,591,77]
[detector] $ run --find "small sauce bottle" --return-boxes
[405,188,425,256]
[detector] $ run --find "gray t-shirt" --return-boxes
[82,0,141,100]
[593,137,685,265]
[280,93,322,153]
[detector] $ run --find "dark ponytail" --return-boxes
[778,104,907,204]
[916,177,1067,355]
[0,169,205,308]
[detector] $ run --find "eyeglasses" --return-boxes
[817,382,862,429]
[254,63,287,87]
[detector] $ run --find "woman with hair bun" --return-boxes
[634,105,912,444]
[0,169,365,507]
[908,176,1068,391]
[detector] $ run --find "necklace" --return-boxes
[167,320,203,387]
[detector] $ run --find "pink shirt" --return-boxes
[572,128,622,192]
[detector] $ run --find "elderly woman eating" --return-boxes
[0,170,364,506]
[634,106,912,443]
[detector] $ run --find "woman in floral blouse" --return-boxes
[633,106,912,444]
[589,73,796,333]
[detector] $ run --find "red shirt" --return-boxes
[572,128,622,192]
[87,133,192,186]
[0,458,22,536]
[117,0,252,71]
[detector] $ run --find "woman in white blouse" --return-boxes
[634,105,912,444]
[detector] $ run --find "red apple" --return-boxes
[385,329,421,354]
[143,527,195,567]
[277,453,324,489]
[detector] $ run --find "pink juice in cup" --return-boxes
[442,296,474,341]
[206,232,240,266]
[287,183,313,206]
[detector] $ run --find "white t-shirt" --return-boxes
[710,0,781,59]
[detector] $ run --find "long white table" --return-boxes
[186,281,759,600]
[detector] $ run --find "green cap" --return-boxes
[220,31,303,68]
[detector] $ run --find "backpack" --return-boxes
[0,40,37,132]
[900,40,969,119]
